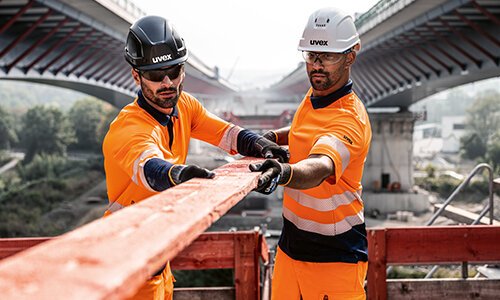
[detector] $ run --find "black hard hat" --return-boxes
[124,16,188,70]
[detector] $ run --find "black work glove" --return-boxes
[169,164,215,185]
[249,159,292,194]
[262,130,278,143]
[254,137,289,163]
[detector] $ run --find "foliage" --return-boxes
[460,91,500,170]
[68,98,107,152]
[0,104,18,149]
[0,81,84,114]
[17,154,70,181]
[20,105,75,162]
[414,175,495,202]
[96,106,120,147]
[172,269,233,287]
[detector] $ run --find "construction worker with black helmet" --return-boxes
[103,15,289,300]
[250,8,372,299]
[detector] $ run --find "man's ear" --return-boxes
[131,68,140,85]
[345,51,356,69]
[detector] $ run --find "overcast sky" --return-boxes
[138,0,379,90]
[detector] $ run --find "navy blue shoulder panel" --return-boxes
[278,217,367,263]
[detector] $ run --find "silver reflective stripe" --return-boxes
[131,148,163,191]
[315,135,350,173]
[283,206,364,236]
[107,201,124,213]
[284,187,362,212]
[139,157,156,192]
[218,125,242,153]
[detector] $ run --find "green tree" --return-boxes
[0,105,18,150]
[21,105,75,162]
[460,91,500,162]
[96,106,119,147]
[68,98,106,152]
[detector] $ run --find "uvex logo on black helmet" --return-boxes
[124,16,188,71]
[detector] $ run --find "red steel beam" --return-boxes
[385,226,500,264]
[0,157,263,299]
[353,64,383,97]
[408,51,440,77]
[107,66,132,85]
[0,9,52,59]
[6,18,68,73]
[76,52,111,78]
[83,52,117,79]
[403,30,463,74]
[400,34,452,74]
[94,58,123,82]
[351,71,376,100]
[454,10,500,47]
[40,30,97,74]
[23,25,81,73]
[365,59,400,89]
[439,18,497,64]
[0,0,34,34]
[61,45,100,75]
[425,25,481,68]
[367,228,387,300]
[398,54,431,80]
[388,35,441,76]
[411,30,465,71]
[472,0,500,26]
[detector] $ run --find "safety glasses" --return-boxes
[302,49,352,65]
[138,64,184,82]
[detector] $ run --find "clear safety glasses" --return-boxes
[302,49,353,65]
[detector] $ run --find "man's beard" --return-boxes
[309,70,335,91]
[141,81,183,109]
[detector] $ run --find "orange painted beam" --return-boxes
[0,157,262,300]
[367,225,500,300]
[0,237,49,260]
[383,225,500,264]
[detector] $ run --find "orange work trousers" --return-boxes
[128,262,175,300]
[271,247,367,300]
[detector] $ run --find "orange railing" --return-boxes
[368,225,500,299]
[0,157,265,299]
[0,156,499,299]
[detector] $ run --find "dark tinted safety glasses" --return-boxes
[139,64,184,82]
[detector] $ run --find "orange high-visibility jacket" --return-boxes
[103,91,240,213]
[280,81,372,263]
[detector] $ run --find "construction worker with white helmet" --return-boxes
[103,15,288,300]
[250,7,372,299]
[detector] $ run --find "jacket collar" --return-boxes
[137,90,178,126]
[310,80,353,109]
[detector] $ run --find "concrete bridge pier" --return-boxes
[362,111,431,216]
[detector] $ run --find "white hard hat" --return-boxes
[298,7,360,53]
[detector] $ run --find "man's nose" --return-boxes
[312,58,324,69]
[160,75,174,86]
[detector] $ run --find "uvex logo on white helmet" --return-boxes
[298,7,360,53]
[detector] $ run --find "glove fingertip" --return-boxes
[249,163,261,172]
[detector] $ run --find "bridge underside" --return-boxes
[0,0,234,107]
[270,0,500,109]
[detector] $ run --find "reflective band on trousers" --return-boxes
[284,187,362,212]
[217,125,242,153]
[315,135,350,173]
[283,205,364,236]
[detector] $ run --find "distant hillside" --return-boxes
[0,80,89,115]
